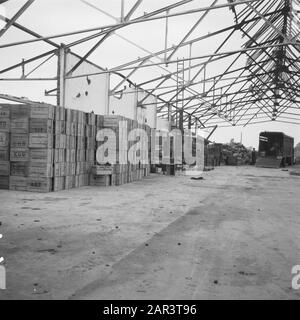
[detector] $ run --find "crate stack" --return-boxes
[127,117,138,183]
[90,114,109,187]
[53,106,66,191]
[92,115,122,186]
[56,108,92,191]
[7,104,28,191]
[150,128,157,173]
[91,115,151,187]
[0,105,10,189]
[150,129,177,175]
[28,104,54,192]
[85,111,96,182]
[0,102,154,192]
[138,122,151,178]
[9,104,54,192]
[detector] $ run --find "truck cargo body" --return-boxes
[258,132,294,166]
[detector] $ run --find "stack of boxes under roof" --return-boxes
[0,102,153,192]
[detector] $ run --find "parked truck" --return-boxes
[257,132,294,168]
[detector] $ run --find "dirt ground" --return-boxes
[0,165,300,300]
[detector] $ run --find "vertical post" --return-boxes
[203,64,206,95]
[188,115,192,130]
[212,77,215,106]
[164,9,169,66]
[21,59,25,78]
[188,43,192,83]
[168,103,172,123]
[121,0,125,22]
[57,44,66,107]
[134,85,138,121]
[179,108,184,132]
[106,72,111,115]
[220,88,223,113]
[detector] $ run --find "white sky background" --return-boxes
[0,0,299,149]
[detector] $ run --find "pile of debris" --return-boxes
[222,141,252,166]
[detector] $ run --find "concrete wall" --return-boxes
[64,52,109,114]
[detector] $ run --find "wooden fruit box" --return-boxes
[10,161,29,176]
[53,176,65,192]
[66,149,76,163]
[10,105,30,119]
[0,175,9,189]
[30,103,55,119]
[55,120,66,135]
[0,147,9,161]
[27,177,53,193]
[10,118,29,133]
[0,132,9,147]
[0,161,9,176]
[9,176,27,191]
[29,162,53,177]
[54,162,66,177]
[11,134,28,149]
[30,148,53,163]
[54,134,67,149]
[29,133,53,149]
[65,175,74,189]
[76,149,86,162]
[54,149,65,163]
[10,148,29,162]
[66,162,76,176]
[66,136,76,149]
[77,123,85,136]
[0,118,10,132]
[66,122,77,136]
[77,136,85,149]
[0,105,10,118]
[86,149,95,162]
[30,118,53,134]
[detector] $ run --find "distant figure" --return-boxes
[224,155,229,165]
[251,148,257,165]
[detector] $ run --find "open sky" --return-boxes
[0,0,299,149]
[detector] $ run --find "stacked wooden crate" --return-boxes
[63,108,76,190]
[0,105,10,189]
[151,129,177,175]
[55,108,93,191]
[91,115,151,187]
[92,115,120,186]
[28,104,54,192]
[9,104,30,192]
[138,122,151,178]
[9,104,54,192]
[53,106,66,191]
[85,112,96,184]
[91,115,108,186]
[1,102,154,192]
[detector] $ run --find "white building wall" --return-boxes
[109,87,137,119]
[109,87,158,128]
[157,118,170,132]
[64,52,109,114]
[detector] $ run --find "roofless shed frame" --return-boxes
[0,0,299,133]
